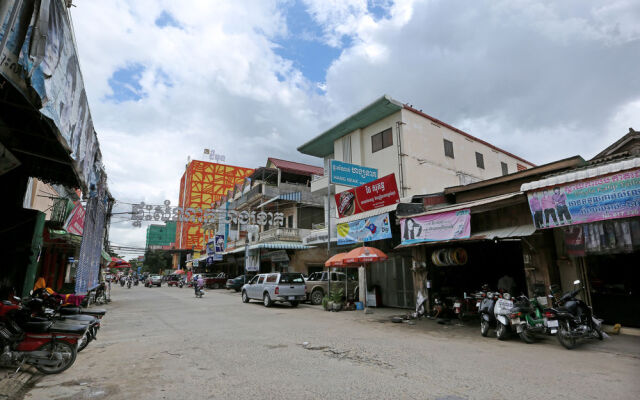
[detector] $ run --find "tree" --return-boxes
[143,250,172,274]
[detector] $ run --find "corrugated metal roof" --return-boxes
[267,158,324,176]
[403,192,523,219]
[335,203,399,224]
[520,157,640,192]
[249,242,314,250]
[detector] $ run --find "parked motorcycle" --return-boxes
[452,292,482,321]
[479,289,499,337]
[0,301,85,374]
[493,292,514,340]
[548,280,603,349]
[508,295,548,343]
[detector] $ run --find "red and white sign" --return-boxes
[335,174,400,218]
[64,202,85,236]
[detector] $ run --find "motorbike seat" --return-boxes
[59,314,98,323]
[49,324,87,335]
[59,306,81,315]
[82,309,106,317]
[22,321,53,333]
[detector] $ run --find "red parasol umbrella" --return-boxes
[174,269,185,275]
[324,253,349,267]
[343,246,388,309]
[108,257,131,268]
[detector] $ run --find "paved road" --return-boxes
[22,284,640,400]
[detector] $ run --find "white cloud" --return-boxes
[69,0,640,251]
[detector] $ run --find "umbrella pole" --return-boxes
[345,266,348,306]
[363,263,367,309]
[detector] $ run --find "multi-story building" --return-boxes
[205,158,326,276]
[146,221,177,250]
[297,95,535,308]
[175,160,254,250]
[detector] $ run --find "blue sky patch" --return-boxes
[155,10,182,29]
[274,1,341,84]
[106,63,146,102]
[368,0,392,21]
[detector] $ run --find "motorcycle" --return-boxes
[127,279,132,289]
[178,280,184,288]
[493,292,514,340]
[0,300,86,374]
[134,279,139,286]
[195,285,205,298]
[508,295,548,343]
[548,280,603,349]
[120,279,125,287]
[479,290,499,337]
[452,292,482,321]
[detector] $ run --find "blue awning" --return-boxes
[249,242,314,250]
[256,192,301,208]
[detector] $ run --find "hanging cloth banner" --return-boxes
[526,168,640,229]
[337,213,392,245]
[400,210,471,245]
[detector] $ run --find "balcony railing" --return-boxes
[258,227,310,242]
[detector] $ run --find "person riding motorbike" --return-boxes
[195,275,204,297]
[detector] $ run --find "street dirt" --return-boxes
[17,284,640,400]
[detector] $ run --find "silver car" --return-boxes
[241,273,306,307]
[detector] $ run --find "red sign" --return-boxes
[335,174,400,218]
[64,202,85,235]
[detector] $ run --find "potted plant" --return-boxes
[322,294,330,311]
[330,288,344,312]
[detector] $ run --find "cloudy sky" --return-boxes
[69,0,640,258]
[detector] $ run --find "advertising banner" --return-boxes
[245,249,260,272]
[330,160,378,187]
[64,202,85,236]
[335,174,400,218]
[400,209,471,245]
[526,168,640,229]
[337,213,392,245]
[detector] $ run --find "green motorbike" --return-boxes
[508,295,548,343]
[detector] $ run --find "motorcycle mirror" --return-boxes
[573,279,581,285]
[29,290,33,295]
[13,296,21,302]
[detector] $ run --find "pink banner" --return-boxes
[400,209,470,245]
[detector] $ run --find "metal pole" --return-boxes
[327,162,331,297]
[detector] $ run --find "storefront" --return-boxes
[522,157,640,327]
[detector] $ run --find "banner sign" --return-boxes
[64,202,86,236]
[335,174,400,218]
[400,210,471,245]
[245,249,260,272]
[330,160,378,187]
[526,168,640,229]
[337,213,392,245]
[207,234,225,255]
[267,250,290,262]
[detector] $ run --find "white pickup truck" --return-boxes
[241,273,306,307]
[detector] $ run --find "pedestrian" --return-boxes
[541,189,558,227]
[529,194,543,229]
[552,187,572,225]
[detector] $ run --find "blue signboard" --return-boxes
[330,160,378,187]
[336,213,392,245]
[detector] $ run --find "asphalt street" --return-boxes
[20,284,640,400]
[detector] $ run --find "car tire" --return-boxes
[242,291,250,303]
[310,289,324,306]
[263,292,273,307]
[290,301,299,307]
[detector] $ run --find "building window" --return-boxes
[287,215,294,228]
[475,152,485,169]
[342,136,352,163]
[443,139,454,158]
[501,162,508,176]
[371,128,393,153]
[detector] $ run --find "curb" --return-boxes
[0,367,37,400]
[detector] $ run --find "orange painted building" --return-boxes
[176,160,253,250]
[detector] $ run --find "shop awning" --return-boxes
[101,250,111,263]
[336,203,399,224]
[520,157,640,191]
[249,242,314,250]
[394,223,536,249]
[403,192,524,218]
[256,192,301,208]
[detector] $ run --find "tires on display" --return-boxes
[496,321,509,340]
[480,319,490,337]
[35,341,77,375]
[242,291,249,303]
[310,289,324,305]
[263,293,273,307]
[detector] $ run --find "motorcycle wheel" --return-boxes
[480,319,490,337]
[519,328,536,344]
[496,321,509,341]
[35,341,77,374]
[557,320,577,349]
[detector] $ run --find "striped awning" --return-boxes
[257,192,301,208]
[249,242,314,250]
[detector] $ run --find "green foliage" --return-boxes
[329,287,344,304]
[143,250,172,274]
